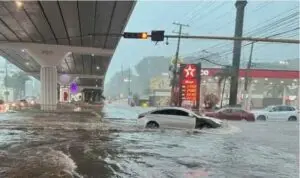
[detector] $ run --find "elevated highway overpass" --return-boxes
[0,1,136,110]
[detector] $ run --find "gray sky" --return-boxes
[105,0,299,82]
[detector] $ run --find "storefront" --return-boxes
[200,68,299,108]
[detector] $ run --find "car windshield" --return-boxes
[264,106,274,111]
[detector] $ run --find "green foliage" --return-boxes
[214,66,232,85]
[4,72,30,89]
[3,72,31,99]
[204,93,219,109]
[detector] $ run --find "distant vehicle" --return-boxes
[252,105,299,121]
[8,99,28,110]
[0,99,5,112]
[137,107,222,129]
[205,108,255,122]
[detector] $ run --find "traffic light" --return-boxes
[151,30,165,41]
[123,32,148,39]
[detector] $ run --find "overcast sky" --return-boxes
[105,0,299,82]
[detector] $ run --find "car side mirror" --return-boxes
[188,113,194,117]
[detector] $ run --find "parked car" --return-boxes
[7,99,29,110]
[252,105,299,121]
[205,107,255,121]
[137,107,223,129]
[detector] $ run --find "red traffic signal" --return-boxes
[123,32,148,39]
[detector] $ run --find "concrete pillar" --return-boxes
[40,66,58,111]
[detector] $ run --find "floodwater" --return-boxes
[0,104,298,178]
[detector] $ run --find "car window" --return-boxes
[287,106,296,111]
[279,106,295,111]
[272,106,280,111]
[232,108,246,113]
[278,106,286,111]
[152,109,189,116]
[221,109,232,113]
[278,106,292,111]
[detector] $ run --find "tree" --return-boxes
[134,56,170,94]
[204,93,219,110]
[4,72,31,100]
[214,66,233,101]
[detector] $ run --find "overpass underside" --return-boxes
[0,1,136,110]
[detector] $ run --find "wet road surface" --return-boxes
[0,104,298,178]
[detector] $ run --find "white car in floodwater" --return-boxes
[252,105,299,121]
[137,107,223,129]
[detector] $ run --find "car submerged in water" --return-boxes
[205,107,255,122]
[137,107,223,130]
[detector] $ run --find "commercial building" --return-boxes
[148,67,299,109]
[200,68,299,108]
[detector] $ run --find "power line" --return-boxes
[193,26,299,67]
[202,6,299,53]
[246,12,299,36]
[186,0,218,24]
[188,1,227,25]
[207,1,277,35]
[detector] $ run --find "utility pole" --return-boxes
[171,22,189,106]
[128,66,131,97]
[121,64,123,99]
[4,60,8,102]
[244,42,254,91]
[243,42,254,110]
[229,0,247,106]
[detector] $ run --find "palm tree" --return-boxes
[214,66,233,105]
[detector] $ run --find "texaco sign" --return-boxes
[200,69,209,76]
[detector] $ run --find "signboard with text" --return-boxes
[179,63,201,109]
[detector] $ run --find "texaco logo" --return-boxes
[200,69,209,76]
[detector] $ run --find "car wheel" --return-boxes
[257,115,266,121]
[288,116,297,121]
[146,121,159,129]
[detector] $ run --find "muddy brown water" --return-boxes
[0,106,299,178]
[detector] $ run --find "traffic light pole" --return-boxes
[91,32,300,44]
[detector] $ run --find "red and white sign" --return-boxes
[60,87,70,102]
[200,69,209,76]
[200,68,299,79]
[180,64,200,108]
[183,64,197,78]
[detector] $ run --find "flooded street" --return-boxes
[0,104,298,178]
